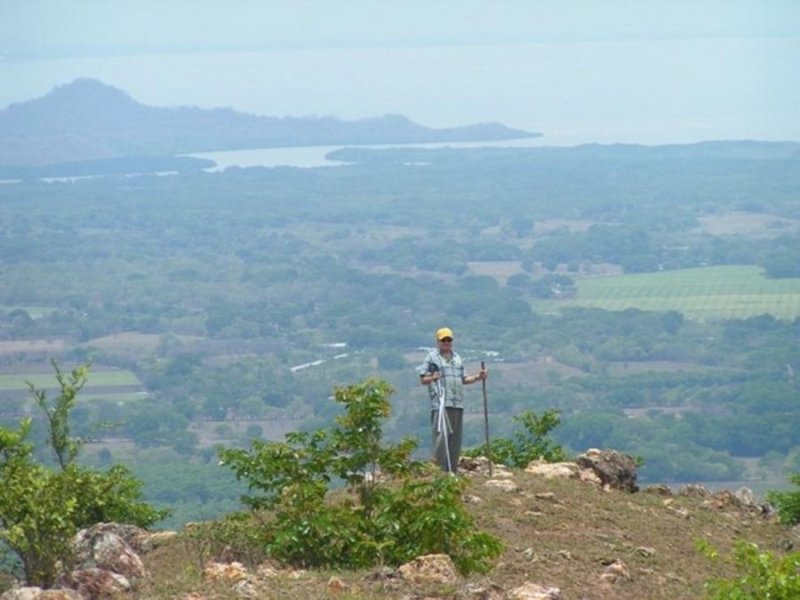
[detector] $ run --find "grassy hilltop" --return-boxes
[136,470,793,600]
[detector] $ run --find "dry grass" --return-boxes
[133,471,792,599]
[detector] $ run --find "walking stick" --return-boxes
[480,360,493,476]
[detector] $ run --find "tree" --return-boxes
[0,362,166,587]
[767,473,800,526]
[219,379,503,573]
[466,409,567,468]
[699,539,800,599]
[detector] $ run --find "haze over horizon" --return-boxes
[2,0,799,145]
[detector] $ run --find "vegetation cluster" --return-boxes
[0,141,798,528]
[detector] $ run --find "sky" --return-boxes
[2,0,797,56]
[1,0,799,144]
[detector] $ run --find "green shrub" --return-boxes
[767,473,800,526]
[0,363,166,588]
[698,539,800,599]
[219,379,503,573]
[466,408,567,468]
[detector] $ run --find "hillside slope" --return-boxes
[136,469,793,599]
[0,79,538,166]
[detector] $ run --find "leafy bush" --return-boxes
[698,539,800,599]
[219,379,503,573]
[0,363,166,587]
[767,473,800,525]
[466,409,567,469]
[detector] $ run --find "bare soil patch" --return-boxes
[0,339,65,355]
[466,260,523,284]
[696,211,800,237]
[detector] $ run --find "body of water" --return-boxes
[186,137,553,170]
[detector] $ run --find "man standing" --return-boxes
[418,327,488,472]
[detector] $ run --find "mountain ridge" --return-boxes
[0,79,539,166]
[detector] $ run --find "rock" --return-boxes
[506,582,563,599]
[464,494,484,504]
[362,566,396,582]
[636,546,656,557]
[707,490,737,509]
[791,524,800,541]
[677,483,712,498]
[462,582,505,599]
[232,580,258,599]
[600,559,631,584]
[72,525,146,580]
[733,487,773,516]
[397,554,459,585]
[65,568,130,600]
[458,456,492,475]
[578,469,603,485]
[255,563,280,579]
[459,456,514,478]
[734,487,757,507]
[484,479,519,493]
[0,589,84,600]
[534,492,557,502]
[575,449,638,492]
[134,530,178,553]
[326,576,348,595]
[642,484,673,497]
[667,506,691,519]
[203,561,248,582]
[73,523,149,555]
[524,461,580,480]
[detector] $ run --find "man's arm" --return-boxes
[418,356,440,385]
[463,366,488,385]
[420,372,441,385]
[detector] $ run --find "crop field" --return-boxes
[556,265,800,320]
[0,369,141,391]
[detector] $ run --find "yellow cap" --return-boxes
[435,327,454,341]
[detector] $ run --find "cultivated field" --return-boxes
[557,265,800,320]
[0,369,141,391]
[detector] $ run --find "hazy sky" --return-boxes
[0,0,800,56]
[2,0,797,56]
[2,1,798,143]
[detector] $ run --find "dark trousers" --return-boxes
[431,406,463,473]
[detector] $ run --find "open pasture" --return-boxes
[0,368,141,391]
[561,265,800,320]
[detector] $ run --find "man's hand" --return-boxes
[421,371,441,385]
[466,369,488,384]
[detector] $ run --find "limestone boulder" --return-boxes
[0,589,84,600]
[677,483,712,498]
[506,582,563,599]
[72,524,146,580]
[484,478,520,493]
[524,461,579,480]
[575,449,638,492]
[397,554,459,585]
[202,562,248,583]
[458,456,512,478]
[64,568,130,600]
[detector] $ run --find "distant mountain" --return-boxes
[0,79,539,166]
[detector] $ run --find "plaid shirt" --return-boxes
[418,349,465,409]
